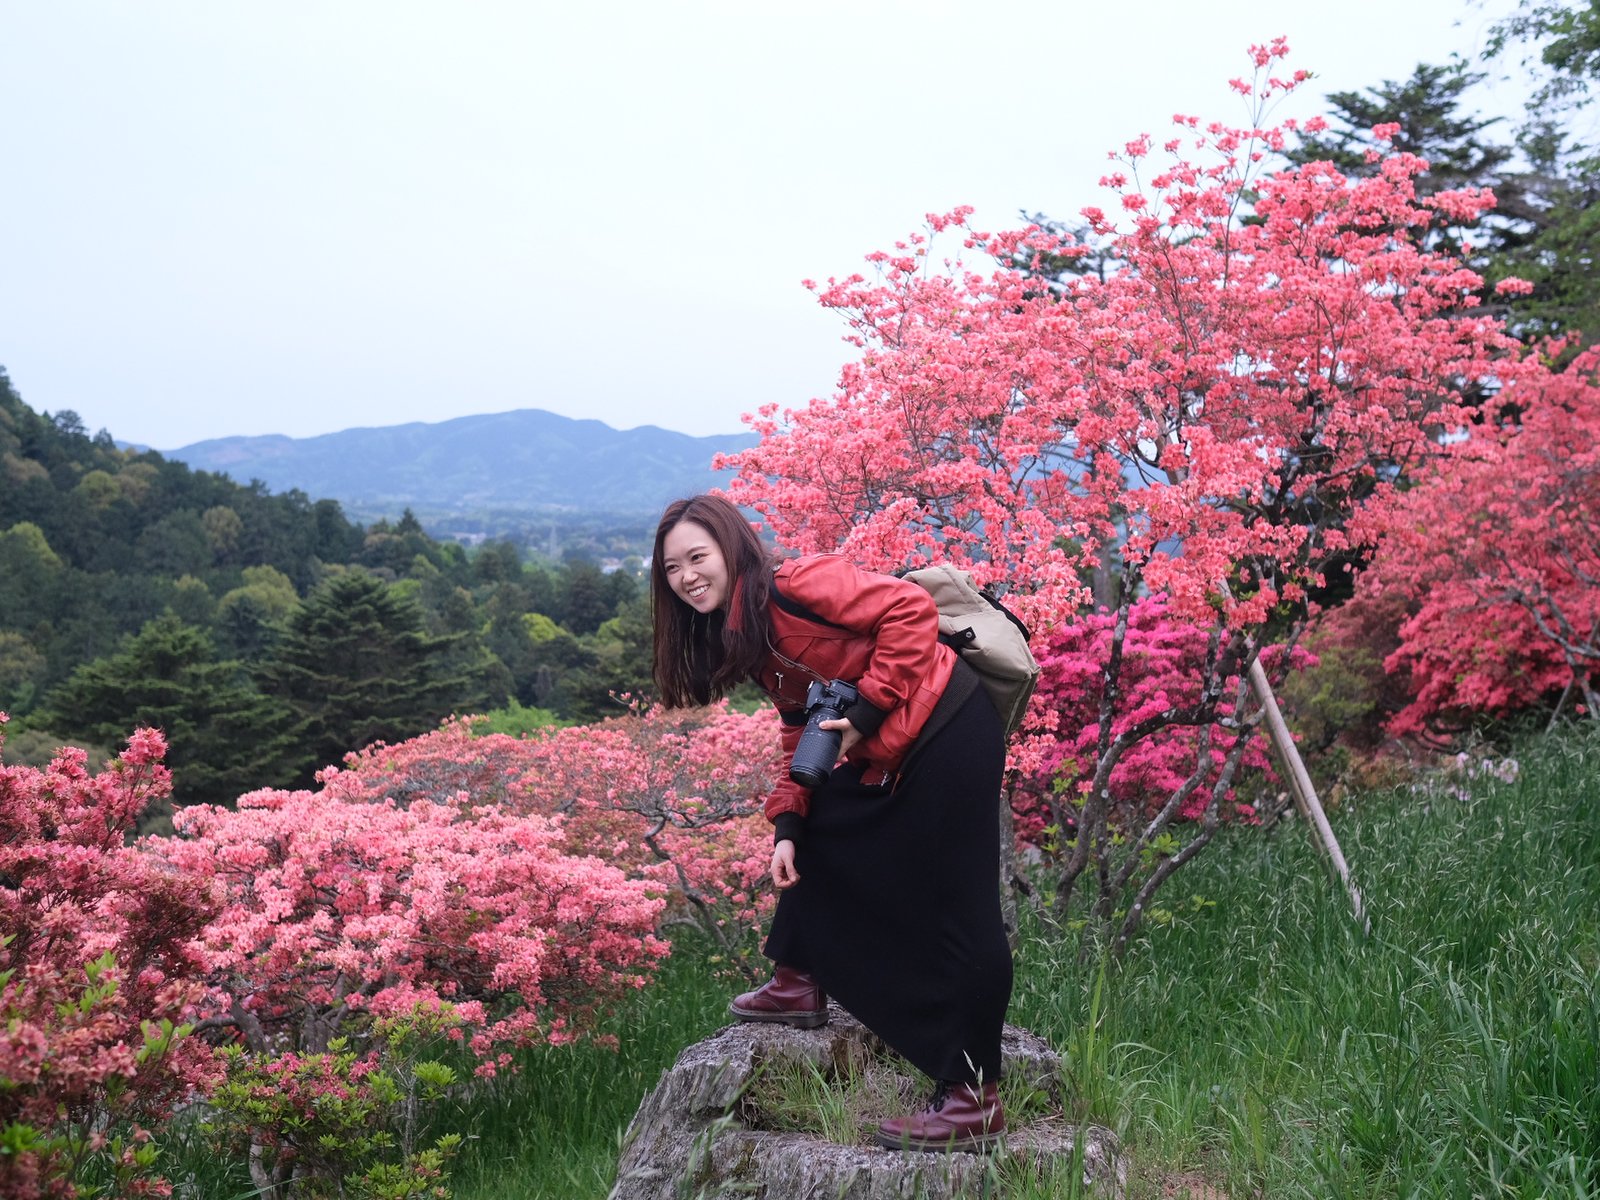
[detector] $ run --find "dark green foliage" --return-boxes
[1489,0,1600,118]
[1484,0,1600,344]
[0,373,362,588]
[0,523,66,638]
[482,583,545,703]
[520,622,601,718]
[558,560,616,636]
[473,540,525,585]
[0,367,372,709]
[1489,133,1600,342]
[35,614,301,820]
[213,566,299,663]
[1290,61,1513,192]
[571,593,656,715]
[259,572,500,781]
[358,512,441,577]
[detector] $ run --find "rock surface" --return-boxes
[609,1005,1123,1199]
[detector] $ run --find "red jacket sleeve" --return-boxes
[780,556,941,721]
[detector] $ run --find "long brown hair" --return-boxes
[651,494,774,707]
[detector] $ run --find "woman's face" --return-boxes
[660,519,731,614]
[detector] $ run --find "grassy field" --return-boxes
[175,728,1600,1197]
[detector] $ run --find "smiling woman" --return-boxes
[660,521,730,615]
[648,493,1012,1153]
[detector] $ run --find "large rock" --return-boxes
[609,1005,1123,1199]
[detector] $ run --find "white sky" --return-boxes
[1,1,1527,449]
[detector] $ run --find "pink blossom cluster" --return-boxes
[1013,598,1304,842]
[162,771,670,1072]
[326,704,784,961]
[0,722,218,1198]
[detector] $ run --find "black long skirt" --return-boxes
[762,686,1013,1084]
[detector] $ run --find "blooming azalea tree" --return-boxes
[720,42,1525,954]
[0,720,217,1200]
[1350,344,1600,738]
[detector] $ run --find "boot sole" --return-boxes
[872,1129,1004,1154]
[727,1003,828,1029]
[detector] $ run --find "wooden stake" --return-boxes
[1249,658,1369,934]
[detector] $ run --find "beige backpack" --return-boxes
[769,563,1040,738]
[900,564,1040,738]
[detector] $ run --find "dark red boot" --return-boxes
[874,1079,1004,1153]
[728,965,828,1029]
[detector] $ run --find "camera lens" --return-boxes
[786,679,858,788]
[789,712,842,787]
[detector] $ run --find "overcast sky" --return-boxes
[1,1,1528,450]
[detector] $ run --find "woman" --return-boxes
[650,494,1013,1153]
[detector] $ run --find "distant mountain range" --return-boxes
[159,409,758,524]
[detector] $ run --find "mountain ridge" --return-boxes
[157,407,759,521]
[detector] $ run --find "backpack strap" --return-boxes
[771,566,970,651]
[767,569,852,631]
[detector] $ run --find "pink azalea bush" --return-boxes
[0,719,217,1199]
[328,702,784,969]
[1352,346,1600,739]
[162,779,668,1073]
[493,702,782,963]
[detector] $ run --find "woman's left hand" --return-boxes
[816,717,862,761]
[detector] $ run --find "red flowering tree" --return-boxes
[1350,345,1600,738]
[720,42,1523,953]
[0,720,217,1200]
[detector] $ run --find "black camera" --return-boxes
[789,678,860,787]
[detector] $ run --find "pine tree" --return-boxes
[1286,57,1600,344]
[36,614,301,822]
[1286,60,1524,262]
[259,571,488,779]
[1486,0,1600,342]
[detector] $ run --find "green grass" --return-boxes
[1011,728,1600,1199]
[444,948,733,1198]
[170,727,1600,1198]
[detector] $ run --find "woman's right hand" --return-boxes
[771,839,800,889]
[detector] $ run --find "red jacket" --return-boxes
[758,556,956,823]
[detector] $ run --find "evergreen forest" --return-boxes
[0,369,654,821]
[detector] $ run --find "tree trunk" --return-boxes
[997,791,1021,951]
